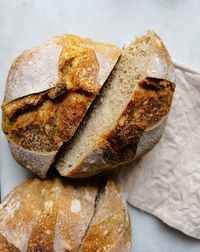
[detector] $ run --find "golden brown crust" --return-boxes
[65,78,175,178]
[0,234,19,252]
[3,93,93,153]
[3,34,121,105]
[108,214,132,252]
[0,178,131,252]
[55,30,176,179]
[123,215,132,252]
[4,100,60,152]
[7,140,57,178]
[56,92,93,142]
[2,92,47,120]
[2,35,100,153]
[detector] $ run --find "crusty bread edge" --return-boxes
[125,31,176,84]
[3,36,64,105]
[3,35,121,177]
[8,139,58,178]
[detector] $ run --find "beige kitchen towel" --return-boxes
[113,61,200,239]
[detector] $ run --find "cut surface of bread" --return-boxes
[56,31,176,178]
[0,177,131,252]
[2,35,121,178]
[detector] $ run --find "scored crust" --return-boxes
[134,117,167,159]
[0,177,98,251]
[0,177,131,251]
[56,31,176,178]
[58,79,175,178]
[2,35,121,178]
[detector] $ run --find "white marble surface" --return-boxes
[0,0,200,251]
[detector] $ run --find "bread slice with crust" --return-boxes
[0,177,131,251]
[2,35,121,178]
[56,31,176,178]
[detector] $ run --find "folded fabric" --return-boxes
[114,61,200,239]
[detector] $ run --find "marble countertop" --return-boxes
[0,0,200,251]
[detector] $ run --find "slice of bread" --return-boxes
[56,31,176,178]
[2,35,121,178]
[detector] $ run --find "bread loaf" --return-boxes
[56,31,176,178]
[2,35,121,178]
[0,177,131,251]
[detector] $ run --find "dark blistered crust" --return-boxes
[100,78,175,166]
[2,92,47,119]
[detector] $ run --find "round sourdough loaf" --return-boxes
[1,35,121,178]
[0,177,131,252]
